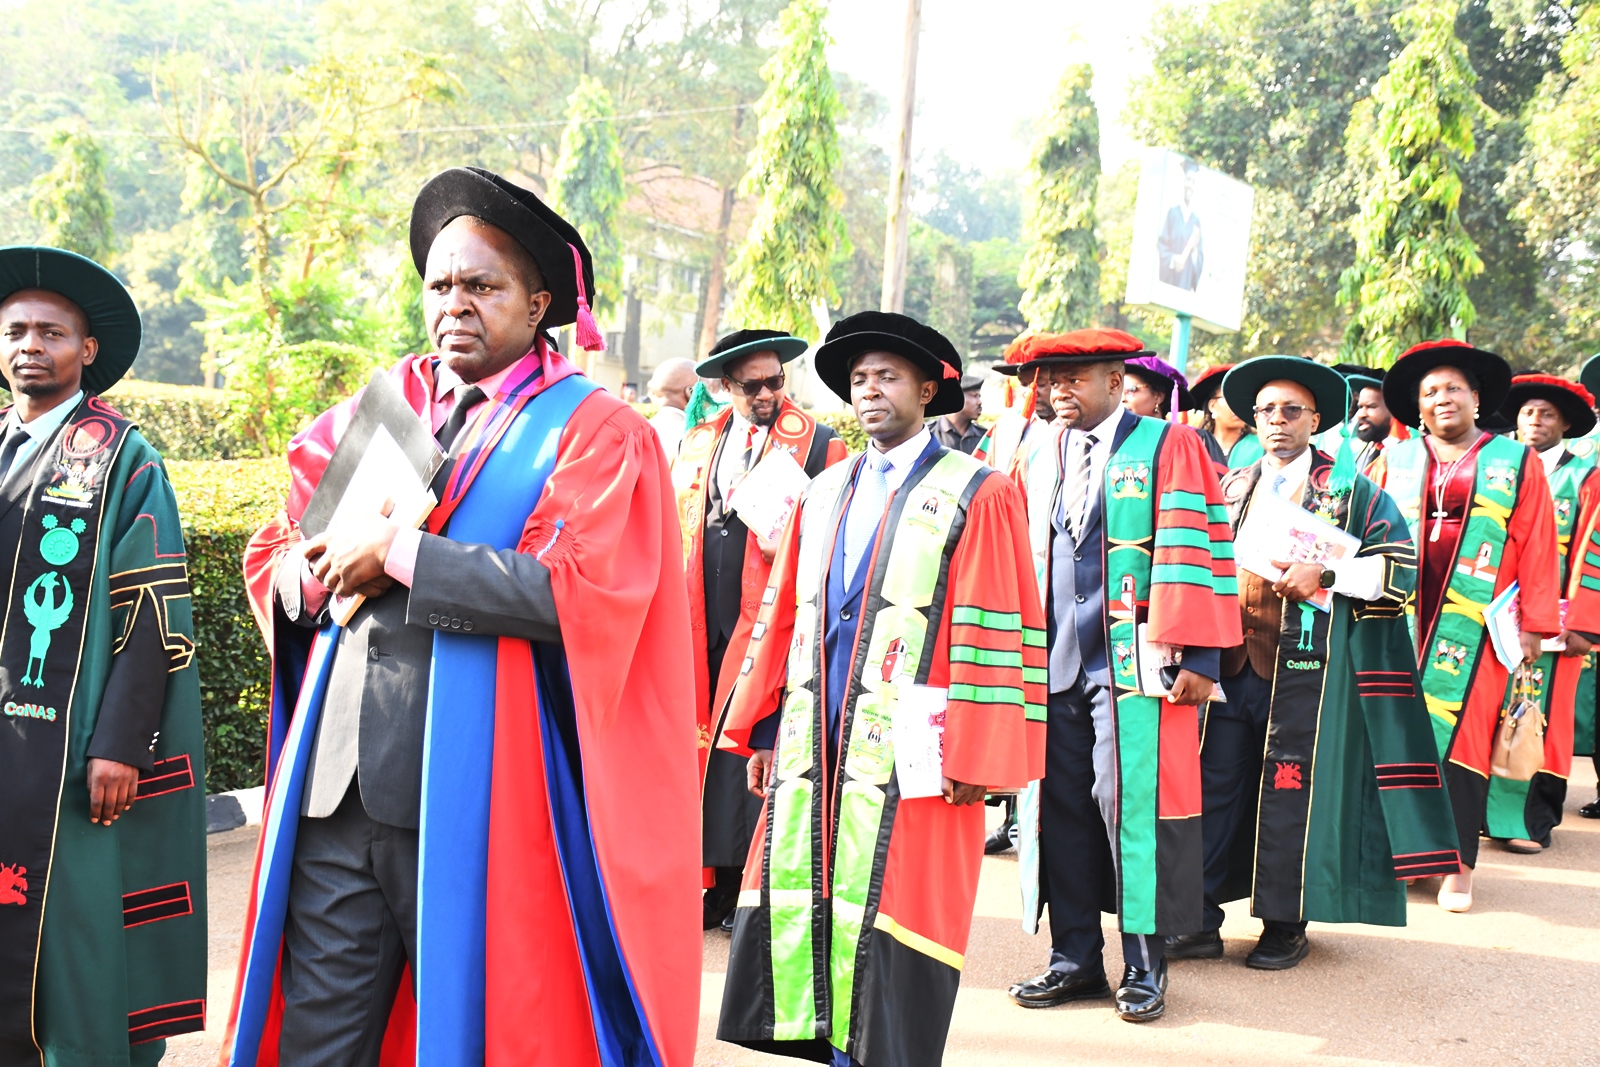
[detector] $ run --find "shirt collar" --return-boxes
[434,351,536,402]
[870,426,932,471]
[1261,447,1312,491]
[1074,405,1125,445]
[1538,442,1566,475]
[9,390,83,441]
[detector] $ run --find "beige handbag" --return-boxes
[1490,667,1546,781]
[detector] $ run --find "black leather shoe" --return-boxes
[720,910,736,933]
[1165,929,1224,959]
[984,823,1016,855]
[1007,969,1111,1008]
[1245,928,1310,970]
[1114,960,1167,1022]
[703,888,736,930]
[1580,798,1600,819]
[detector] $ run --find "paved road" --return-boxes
[172,763,1600,1066]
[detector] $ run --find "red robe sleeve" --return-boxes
[512,394,701,1067]
[1507,452,1561,636]
[1565,467,1600,635]
[718,497,805,757]
[1146,424,1244,650]
[924,473,1046,789]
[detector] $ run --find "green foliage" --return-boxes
[729,0,846,341]
[905,223,974,354]
[102,380,249,460]
[921,152,1023,243]
[816,409,867,453]
[171,456,288,791]
[550,75,626,318]
[29,124,116,261]
[1018,65,1101,332]
[1338,0,1488,365]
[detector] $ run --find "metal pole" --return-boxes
[880,0,921,313]
[1169,312,1192,377]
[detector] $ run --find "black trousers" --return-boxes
[1201,666,1307,936]
[703,637,763,877]
[1041,682,1165,974]
[280,784,419,1067]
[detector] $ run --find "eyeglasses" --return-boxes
[1253,403,1312,421]
[727,372,785,397]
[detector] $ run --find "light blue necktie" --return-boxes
[1270,471,1286,496]
[842,450,892,583]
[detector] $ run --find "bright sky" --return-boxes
[826,0,1188,175]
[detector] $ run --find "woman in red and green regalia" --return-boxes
[717,312,1045,1067]
[1484,375,1600,852]
[0,248,206,1066]
[1371,341,1561,912]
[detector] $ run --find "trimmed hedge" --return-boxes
[107,380,251,461]
[171,457,286,792]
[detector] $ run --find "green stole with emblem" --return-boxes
[1384,434,1525,757]
[0,401,133,1052]
[1485,450,1596,835]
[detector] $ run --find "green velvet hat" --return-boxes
[696,328,809,379]
[1221,355,1348,430]
[0,246,140,394]
[1581,353,1600,404]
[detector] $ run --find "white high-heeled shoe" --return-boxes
[1437,888,1473,912]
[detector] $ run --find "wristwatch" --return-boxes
[1317,565,1337,590]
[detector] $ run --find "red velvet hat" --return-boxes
[1013,328,1154,371]
[1502,373,1597,437]
[1381,339,1511,428]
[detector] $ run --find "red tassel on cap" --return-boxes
[569,243,606,353]
[942,361,959,380]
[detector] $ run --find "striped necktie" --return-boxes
[1062,432,1097,542]
[842,450,892,583]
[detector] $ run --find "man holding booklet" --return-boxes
[1005,328,1242,1024]
[1167,356,1459,973]
[230,167,700,1065]
[670,328,846,931]
[715,311,1043,1067]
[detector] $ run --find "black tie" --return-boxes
[0,423,27,482]
[436,386,485,454]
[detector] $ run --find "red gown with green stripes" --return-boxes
[718,450,1045,1067]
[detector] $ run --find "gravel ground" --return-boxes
[170,762,1600,1066]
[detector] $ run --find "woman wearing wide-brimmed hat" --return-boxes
[1187,363,1264,469]
[1370,340,1562,912]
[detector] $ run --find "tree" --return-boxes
[29,124,115,261]
[550,75,626,320]
[728,0,846,340]
[1017,64,1101,332]
[1338,0,1488,365]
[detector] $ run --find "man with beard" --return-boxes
[671,329,846,931]
[1327,365,1409,476]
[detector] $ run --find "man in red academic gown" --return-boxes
[225,168,700,1066]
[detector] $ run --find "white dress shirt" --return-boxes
[1258,447,1385,601]
[1538,442,1567,477]
[868,425,934,494]
[4,389,83,477]
[1056,405,1126,528]
[649,404,688,460]
[715,409,769,503]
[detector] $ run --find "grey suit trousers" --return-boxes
[280,786,419,1067]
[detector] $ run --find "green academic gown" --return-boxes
[0,397,207,1067]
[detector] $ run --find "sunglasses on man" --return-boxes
[726,371,785,398]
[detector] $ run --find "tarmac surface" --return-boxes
[171,762,1600,1066]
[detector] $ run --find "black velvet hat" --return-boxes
[696,329,809,379]
[1382,340,1512,429]
[410,167,602,344]
[1581,354,1600,404]
[813,311,964,417]
[0,246,140,393]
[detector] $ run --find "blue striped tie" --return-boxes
[842,451,892,583]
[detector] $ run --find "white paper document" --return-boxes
[1231,491,1360,611]
[891,683,948,800]
[1485,581,1524,671]
[728,447,812,544]
[1135,623,1224,702]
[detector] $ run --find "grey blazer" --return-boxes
[278,533,562,829]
